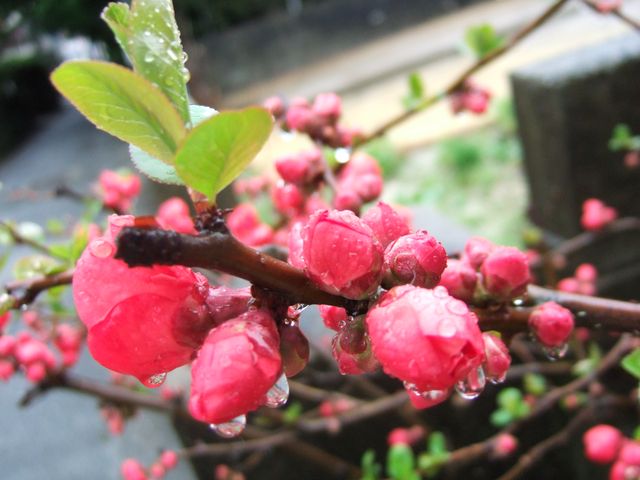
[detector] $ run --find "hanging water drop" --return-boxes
[487,370,507,385]
[263,373,290,408]
[542,343,569,361]
[210,414,246,438]
[181,67,191,82]
[455,366,486,399]
[89,239,114,258]
[181,52,189,63]
[142,372,167,388]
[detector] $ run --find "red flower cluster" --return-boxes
[583,424,640,479]
[450,80,492,115]
[121,450,179,480]
[557,263,598,296]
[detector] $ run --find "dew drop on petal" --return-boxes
[542,343,568,361]
[455,366,486,400]
[263,373,289,408]
[210,414,246,438]
[89,239,114,258]
[142,372,167,388]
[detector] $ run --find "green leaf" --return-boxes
[490,408,513,427]
[361,450,382,480]
[402,72,425,110]
[51,60,186,163]
[464,24,504,59]
[523,373,547,396]
[281,401,303,425]
[387,444,416,480]
[128,105,216,184]
[102,0,191,124]
[609,124,633,151]
[174,107,273,200]
[633,425,640,441]
[427,432,447,456]
[622,349,640,379]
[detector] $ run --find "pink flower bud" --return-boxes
[481,247,530,300]
[362,202,411,249]
[272,182,305,215]
[557,277,580,293]
[318,305,348,331]
[156,197,195,234]
[0,359,15,381]
[227,204,274,247]
[384,231,447,289]
[581,198,618,231]
[387,426,426,446]
[286,105,315,132]
[575,263,598,283]
[0,335,16,356]
[26,362,47,383]
[318,397,356,417]
[462,237,495,270]
[54,324,83,353]
[0,312,9,331]
[121,459,147,480]
[596,0,623,13]
[482,332,511,383]
[98,170,141,212]
[301,209,384,299]
[204,286,252,327]
[160,450,179,470]
[333,189,363,212]
[366,285,484,392]
[583,425,623,464]
[312,92,342,121]
[610,461,632,480]
[189,311,281,424]
[278,322,309,377]
[73,215,213,383]
[620,440,640,466]
[493,433,518,457]
[438,259,478,302]
[263,96,284,117]
[625,150,639,169]
[529,302,575,348]
[149,464,165,479]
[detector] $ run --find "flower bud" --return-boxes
[482,333,511,383]
[160,450,179,470]
[156,197,195,234]
[366,285,484,392]
[98,170,141,213]
[272,182,305,216]
[227,204,274,247]
[575,263,598,283]
[121,459,147,480]
[0,359,14,381]
[0,312,9,332]
[384,231,447,289]
[275,150,323,185]
[493,433,518,457]
[301,209,384,299]
[529,302,575,347]
[263,96,285,117]
[481,247,530,300]
[438,259,477,302]
[312,92,342,122]
[462,237,495,270]
[583,425,623,464]
[73,215,213,383]
[619,440,640,466]
[333,189,363,213]
[286,105,315,132]
[189,310,281,424]
[387,426,426,446]
[362,202,410,249]
[581,198,618,231]
[317,305,348,331]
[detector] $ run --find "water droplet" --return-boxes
[488,371,507,385]
[279,129,295,142]
[144,52,154,63]
[335,148,351,164]
[181,52,189,63]
[181,67,191,82]
[455,366,486,399]
[142,372,167,388]
[210,414,246,438]
[89,239,114,258]
[542,343,568,361]
[263,373,289,408]
[403,382,449,401]
[512,299,524,306]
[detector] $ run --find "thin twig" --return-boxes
[354,0,570,146]
[0,221,62,259]
[5,268,74,308]
[581,0,640,31]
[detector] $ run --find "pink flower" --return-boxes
[312,92,342,121]
[0,335,16,356]
[333,189,363,212]
[462,237,495,270]
[583,425,623,464]
[73,215,213,383]
[189,310,281,424]
[275,150,323,185]
[160,450,179,470]
[557,277,580,293]
[287,221,306,270]
[482,333,511,383]
[481,247,531,300]
[318,397,356,417]
[581,198,618,231]
[286,105,316,132]
[0,359,15,381]
[263,96,284,117]
[121,459,147,480]
[493,433,518,457]
[528,302,575,347]
[575,263,598,283]
[0,312,10,331]
[272,182,305,216]
[337,153,383,204]
[300,209,384,299]
[438,259,478,302]
[318,305,348,331]
[98,170,141,212]
[384,231,447,289]
[596,0,623,13]
[362,202,411,249]
[366,285,484,392]
[227,204,274,247]
[620,440,640,466]
[387,426,426,446]
[156,197,196,234]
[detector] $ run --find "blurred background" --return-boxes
[1,1,640,479]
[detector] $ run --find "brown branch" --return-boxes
[5,268,74,308]
[582,0,640,31]
[354,0,570,146]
